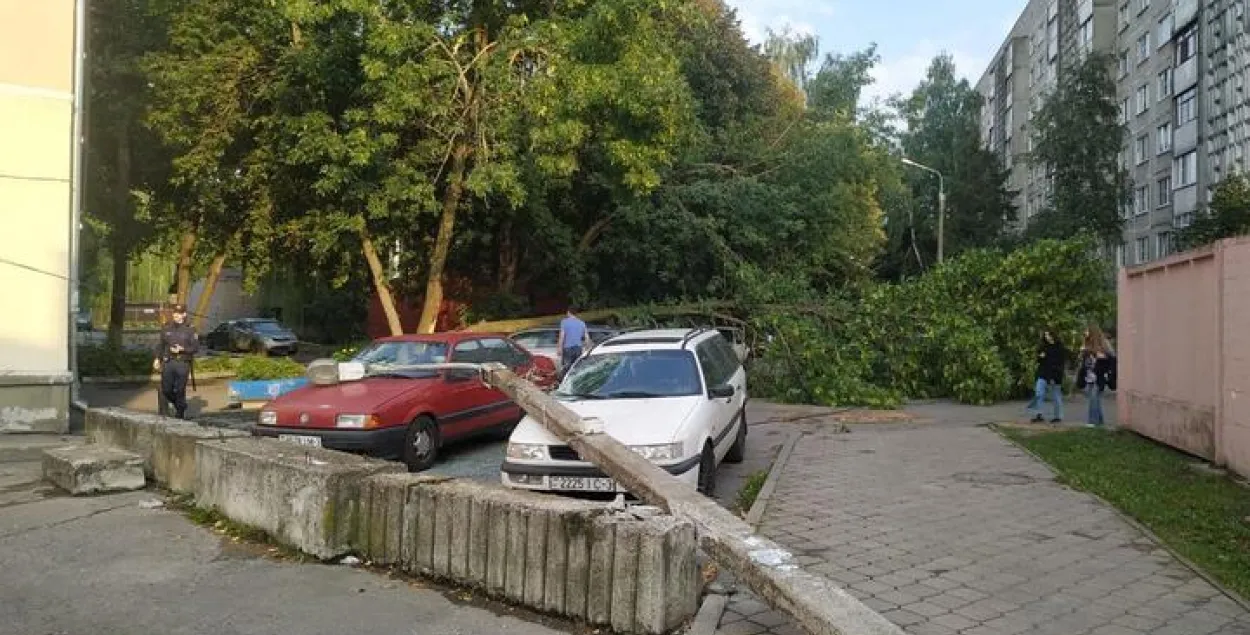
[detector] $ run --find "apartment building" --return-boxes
[0,0,84,433]
[978,0,1118,227]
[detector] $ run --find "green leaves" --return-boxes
[1179,173,1250,250]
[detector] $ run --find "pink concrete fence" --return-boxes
[1118,236,1250,478]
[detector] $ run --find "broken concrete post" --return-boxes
[478,365,905,635]
[42,445,145,495]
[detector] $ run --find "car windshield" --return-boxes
[356,341,448,378]
[248,320,287,334]
[557,350,701,399]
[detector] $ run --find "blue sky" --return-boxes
[724,0,1029,103]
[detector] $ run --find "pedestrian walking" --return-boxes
[556,306,592,378]
[1026,328,1067,423]
[1076,324,1114,427]
[153,304,199,419]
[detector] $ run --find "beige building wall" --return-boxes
[0,0,77,433]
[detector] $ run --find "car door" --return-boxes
[442,338,491,439]
[474,337,528,426]
[694,339,737,458]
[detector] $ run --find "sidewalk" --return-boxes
[716,401,1250,635]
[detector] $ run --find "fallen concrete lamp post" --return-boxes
[306,359,903,635]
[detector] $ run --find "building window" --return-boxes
[1136,236,1150,264]
[1177,26,1198,65]
[1135,136,1149,164]
[1175,151,1198,187]
[1135,85,1149,115]
[1176,211,1195,227]
[1119,98,1130,124]
[1135,186,1150,214]
[1118,51,1129,78]
[1158,123,1172,153]
[1157,232,1173,258]
[1177,88,1197,125]
[1157,68,1173,100]
[1158,176,1172,206]
[1137,33,1151,63]
[1157,14,1174,48]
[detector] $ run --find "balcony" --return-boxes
[1173,184,1198,218]
[1174,55,1198,92]
[1174,119,1198,153]
[1174,0,1198,30]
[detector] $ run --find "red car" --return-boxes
[253,332,556,471]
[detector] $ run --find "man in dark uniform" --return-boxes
[154,304,198,419]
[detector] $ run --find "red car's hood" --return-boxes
[267,376,438,424]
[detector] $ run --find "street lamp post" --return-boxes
[901,157,946,264]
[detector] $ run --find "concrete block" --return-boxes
[467,495,490,583]
[505,505,528,602]
[360,474,411,566]
[400,480,423,569]
[86,407,245,492]
[485,495,511,596]
[564,515,592,620]
[634,518,668,634]
[663,520,701,631]
[413,485,436,572]
[194,437,401,560]
[610,519,642,634]
[448,489,471,580]
[431,487,452,577]
[524,509,549,608]
[42,445,145,495]
[543,509,570,615]
[587,517,617,624]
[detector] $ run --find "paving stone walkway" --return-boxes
[716,417,1250,635]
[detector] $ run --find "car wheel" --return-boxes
[403,416,440,472]
[725,410,747,464]
[696,441,716,496]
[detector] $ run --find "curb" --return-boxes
[81,371,237,385]
[688,431,802,635]
[990,423,1250,615]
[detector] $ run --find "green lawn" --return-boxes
[1001,426,1250,600]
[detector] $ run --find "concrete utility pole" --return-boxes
[902,158,946,264]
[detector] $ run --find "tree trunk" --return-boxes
[497,219,519,294]
[191,251,227,332]
[417,146,469,334]
[106,242,128,348]
[577,215,613,253]
[362,229,403,336]
[175,229,196,305]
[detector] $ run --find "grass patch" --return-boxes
[1000,426,1250,599]
[734,469,770,516]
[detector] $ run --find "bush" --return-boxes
[77,345,154,377]
[749,235,1114,407]
[332,343,368,361]
[194,355,238,374]
[234,355,307,381]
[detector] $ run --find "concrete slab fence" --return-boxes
[82,408,699,634]
[1118,235,1250,478]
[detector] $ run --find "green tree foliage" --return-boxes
[751,235,1115,406]
[761,26,819,95]
[883,54,1015,278]
[1178,173,1250,250]
[1028,52,1127,245]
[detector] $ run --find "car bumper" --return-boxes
[264,343,298,355]
[500,455,701,493]
[252,424,405,457]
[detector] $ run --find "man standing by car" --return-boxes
[153,304,199,419]
[556,306,592,377]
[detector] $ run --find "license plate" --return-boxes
[549,476,616,492]
[278,434,322,447]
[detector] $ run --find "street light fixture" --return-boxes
[901,157,946,264]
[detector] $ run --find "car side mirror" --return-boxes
[708,384,735,399]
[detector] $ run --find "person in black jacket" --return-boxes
[1076,324,1115,427]
[1026,328,1067,423]
[153,304,199,419]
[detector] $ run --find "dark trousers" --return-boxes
[560,346,583,376]
[160,359,191,418]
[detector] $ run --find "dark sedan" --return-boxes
[204,318,299,355]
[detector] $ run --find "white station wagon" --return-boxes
[501,328,747,496]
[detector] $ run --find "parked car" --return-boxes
[204,318,299,355]
[501,328,747,496]
[509,325,618,364]
[254,332,558,471]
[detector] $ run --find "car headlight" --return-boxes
[630,443,683,461]
[506,443,549,460]
[335,414,371,429]
[258,410,277,426]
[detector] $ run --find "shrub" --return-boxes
[332,343,368,361]
[77,345,154,377]
[748,235,1114,407]
[234,355,307,381]
[194,355,238,374]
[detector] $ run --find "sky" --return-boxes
[724,0,1030,104]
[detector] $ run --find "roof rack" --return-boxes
[680,327,709,349]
